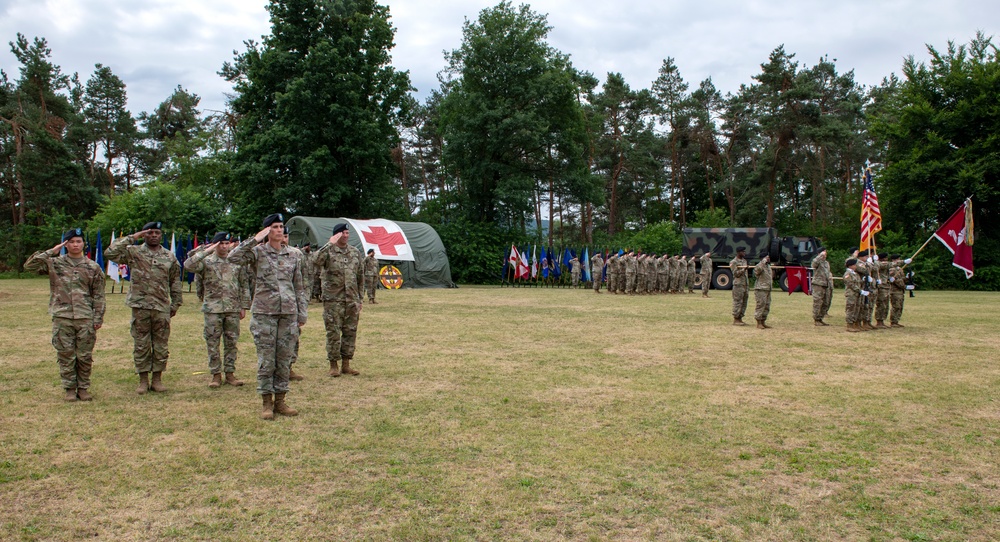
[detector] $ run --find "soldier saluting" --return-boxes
[730,247,749,326]
[184,232,250,388]
[313,223,365,377]
[104,221,182,395]
[25,228,106,402]
[229,214,308,420]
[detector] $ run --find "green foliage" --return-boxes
[688,208,731,228]
[223,0,412,221]
[616,221,682,255]
[87,182,224,236]
[435,219,518,284]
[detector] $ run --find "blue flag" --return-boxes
[550,247,561,277]
[581,247,591,282]
[540,247,549,278]
[94,230,104,270]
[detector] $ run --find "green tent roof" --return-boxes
[286,216,455,288]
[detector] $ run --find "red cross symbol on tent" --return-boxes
[361,226,407,256]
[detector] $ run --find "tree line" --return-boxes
[1,1,996,288]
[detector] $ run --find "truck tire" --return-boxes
[712,269,733,290]
[694,273,704,288]
[769,238,782,263]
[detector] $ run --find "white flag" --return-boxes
[344,218,415,261]
[106,231,120,283]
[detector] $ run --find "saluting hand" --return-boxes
[254,227,270,243]
[133,229,150,239]
[329,232,344,245]
[51,241,67,253]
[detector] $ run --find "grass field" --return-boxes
[0,279,998,541]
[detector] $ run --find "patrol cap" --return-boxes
[846,258,858,267]
[62,228,84,241]
[332,223,349,235]
[142,221,163,231]
[210,232,232,244]
[262,213,284,228]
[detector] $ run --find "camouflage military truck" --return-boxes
[681,228,822,291]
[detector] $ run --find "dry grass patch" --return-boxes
[1,279,998,540]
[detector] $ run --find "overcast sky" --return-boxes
[1,0,997,117]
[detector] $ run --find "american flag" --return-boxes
[860,167,882,251]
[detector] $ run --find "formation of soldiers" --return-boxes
[28,216,370,421]
[584,251,711,296]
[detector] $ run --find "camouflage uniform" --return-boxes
[624,254,638,294]
[570,258,581,287]
[844,268,862,327]
[25,249,106,392]
[184,247,250,376]
[889,263,906,326]
[810,252,833,322]
[856,259,874,327]
[606,254,619,293]
[634,255,646,294]
[104,235,182,374]
[228,238,308,395]
[364,253,379,302]
[730,256,749,320]
[313,243,365,366]
[753,259,773,324]
[874,259,891,325]
[700,253,712,296]
[645,256,656,293]
[671,256,683,293]
[686,257,697,293]
[657,256,669,294]
[591,254,604,292]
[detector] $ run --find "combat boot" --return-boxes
[814,319,829,326]
[860,321,872,331]
[224,372,244,386]
[289,369,305,381]
[733,318,746,326]
[328,359,341,377]
[209,373,223,388]
[875,320,888,329]
[341,358,360,376]
[846,323,860,332]
[64,388,78,402]
[756,319,766,329]
[136,372,150,395]
[273,393,298,416]
[261,394,274,420]
[76,389,92,401]
[891,322,904,328]
[150,372,167,392]
[761,319,771,329]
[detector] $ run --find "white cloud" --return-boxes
[0,0,996,116]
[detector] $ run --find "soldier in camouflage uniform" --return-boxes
[646,255,657,293]
[686,255,697,294]
[229,214,308,420]
[636,254,648,294]
[591,252,604,293]
[624,251,638,294]
[104,221,182,394]
[677,256,687,293]
[855,250,874,330]
[184,232,250,388]
[843,259,862,332]
[25,229,106,401]
[873,252,891,328]
[730,247,749,325]
[810,249,833,326]
[753,253,773,329]
[364,249,379,304]
[700,252,712,297]
[606,252,619,294]
[888,254,908,327]
[313,223,365,378]
[569,257,581,287]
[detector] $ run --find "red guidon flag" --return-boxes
[785,266,811,295]
[933,199,974,278]
[344,219,415,261]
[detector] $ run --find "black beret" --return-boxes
[877,253,887,259]
[848,246,859,253]
[142,221,163,231]
[283,226,289,235]
[210,232,232,244]
[736,246,746,253]
[332,223,349,235]
[62,228,84,241]
[846,258,858,267]
[367,248,375,255]
[890,254,901,260]
[262,213,284,228]
[858,249,870,257]
[760,251,769,258]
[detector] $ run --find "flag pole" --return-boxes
[905,234,936,267]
